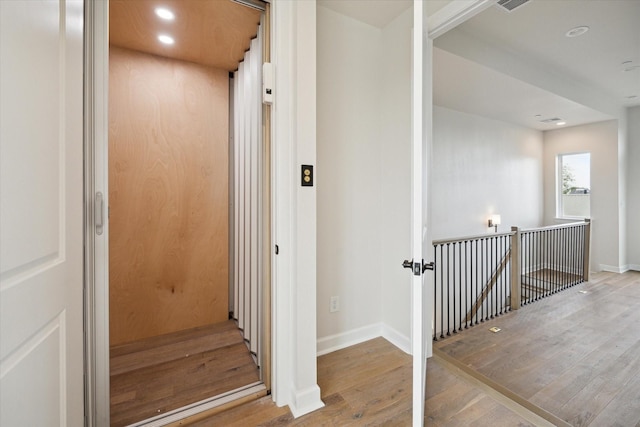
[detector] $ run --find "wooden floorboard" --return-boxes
[110,320,260,427]
[189,337,547,426]
[436,270,640,426]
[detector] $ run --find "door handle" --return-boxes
[422,261,435,273]
[402,259,422,276]
[95,192,104,236]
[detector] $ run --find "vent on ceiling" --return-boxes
[496,0,531,12]
[539,117,563,124]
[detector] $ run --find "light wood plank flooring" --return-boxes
[188,337,548,426]
[110,320,260,426]
[435,271,640,427]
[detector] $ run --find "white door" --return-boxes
[0,1,84,426]
[408,1,433,426]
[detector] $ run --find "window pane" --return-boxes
[560,153,590,218]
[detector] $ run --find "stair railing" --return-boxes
[431,219,591,341]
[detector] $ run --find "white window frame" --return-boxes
[556,151,591,220]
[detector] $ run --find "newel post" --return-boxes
[583,219,591,281]
[510,226,521,310]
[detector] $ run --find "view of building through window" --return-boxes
[559,152,591,218]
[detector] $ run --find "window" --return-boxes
[557,152,590,218]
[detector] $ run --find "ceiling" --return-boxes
[319,0,640,131]
[318,0,449,29]
[109,0,261,71]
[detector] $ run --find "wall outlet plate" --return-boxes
[330,296,339,313]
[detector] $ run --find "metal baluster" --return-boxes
[440,244,444,339]
[458,242,463,331]
[433,245,442,341]
[465,241,469,329]
[475,239,479,325]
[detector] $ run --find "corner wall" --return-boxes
[378,8,414,352]
[543,120,620,272]
[316,6,414,354]
[316,6,385,352]
[627,106,640,269]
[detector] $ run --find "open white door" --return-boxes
[407,1,434,426]
[0,1,84,425]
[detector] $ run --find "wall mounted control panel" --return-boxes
[301,165,313,186]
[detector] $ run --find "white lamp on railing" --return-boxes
[488,214,501,233]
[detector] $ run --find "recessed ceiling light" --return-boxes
[565,26,589,38]
[155,7,175,20]
[158,34,174,45]
[556,121,566,126]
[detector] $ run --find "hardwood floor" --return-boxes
[110,320,261,426]
[435,271,640,427]
[188,337,549,426]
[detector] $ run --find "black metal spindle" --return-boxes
[473,239,477,325]
[458,242,463,331]
[465,241,469,329]
[440,244,444,339]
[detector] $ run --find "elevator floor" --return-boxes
[110,320,260,426]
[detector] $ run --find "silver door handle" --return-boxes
[95,192,104,235]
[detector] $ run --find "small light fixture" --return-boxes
[155,7,175,20]
[158,34,174,45]
[488,214,501,233]
[556,121,566,126]
[565,26,589,38]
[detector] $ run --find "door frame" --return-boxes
[411,0,496,425]
[84,1,275,424]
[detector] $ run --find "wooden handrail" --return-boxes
[433,231,515,246]
[519,219,589,233]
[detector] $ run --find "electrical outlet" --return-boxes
[330,296,339,313]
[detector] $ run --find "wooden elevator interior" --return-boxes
[107,1,264,424]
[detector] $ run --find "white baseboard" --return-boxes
[600,264,628,273]
[316,322,411,357]
[381,323,411,355]
[288,385,324,418]
[316,323,383,356]
[627,264,640,272]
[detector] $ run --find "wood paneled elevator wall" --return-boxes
[109,46,229,346]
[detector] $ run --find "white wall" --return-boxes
[316,6,414,354]
[379,8,413,351]
[627,106,640,269]
[542,120,620,272]
[316,6,384,350]
[432,106,544,239]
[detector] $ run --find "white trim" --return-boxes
[382,323,411,355]
[316,323,411,357]
[628,264,640,272]
[288,385,324,418]
[427,0,496,39]
[316,324,383,356]
[600,264,627,274]
[271,0,323,417]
